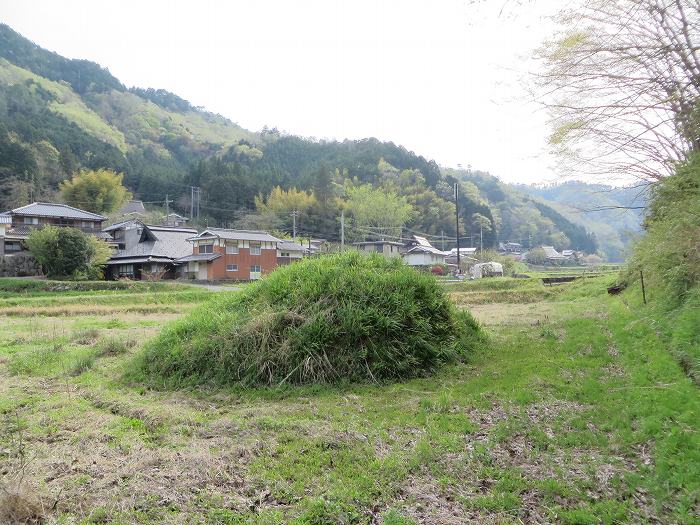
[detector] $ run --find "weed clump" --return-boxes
[134,252,484,387]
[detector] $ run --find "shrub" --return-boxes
[97,336,137,356]
[72,328,100,345]
[133,252,484,387]
[526,248,548,266]
[26,226,110,279]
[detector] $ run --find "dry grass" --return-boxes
[0,486,45,525]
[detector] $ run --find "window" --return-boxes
[375,244,383,253]
[226,241,239,254]
[118,264,134,274]
[199,243,214,254]
[280,252,290,257]
[250,242,261,255]
[226,264,238,272]
[250,265,261,273]
[23,217,39,225]
[5,241,22,252]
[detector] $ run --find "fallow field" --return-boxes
[0,275,698,524]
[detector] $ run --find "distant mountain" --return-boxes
[518,182,645,261]
[0,23,642,259]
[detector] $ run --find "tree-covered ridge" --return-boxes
[519,182,646,261]
[0,23,625,256]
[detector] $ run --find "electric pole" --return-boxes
[190,186,195,222]
[291,210,298,242]
[340,210,345,251]
[165,194,172,226]
[441,230,445,251]
[454,182,460,271]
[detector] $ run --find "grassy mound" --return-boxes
[133,252,483,387]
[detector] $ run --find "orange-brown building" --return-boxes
[178,228,281,281]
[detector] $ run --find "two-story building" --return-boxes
[102,221,197,279]
[178,228,281,281]
[0,202,107,255]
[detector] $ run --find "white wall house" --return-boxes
[403,245,447,267]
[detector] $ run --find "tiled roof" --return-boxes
[542,246,565,259]
[5,202,106,220]
[175,253,222,263]
[353,240,405,246]
[117,200,146,215]
[191,228,281,243]
[109,226,195,261]
[102,219,140,233]
[277,240,309,252]
[411,235,432,247]
[5,226,32,237]
[405,245,447,256]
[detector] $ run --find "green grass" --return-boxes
[0,271,698,523]
[134,252,485,387]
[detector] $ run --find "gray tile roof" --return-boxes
[192,228,281,243]
[117,200,146,215]
[405,245,447,256]
[176,253,222,263]
[108,225,196,262]
[102,219,140,233]
[353,240,405,246]
[277,240,309,252]
[5,202,106,221]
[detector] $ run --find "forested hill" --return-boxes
[0,23,639,259]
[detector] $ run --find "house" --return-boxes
[353,240,405,258]
[445,247,477,266]
[499,242,522,253]
[277,240,308,265]
[0,202,106,255]
[178,228,281,281]
[102,219,143,251]
[104,224,197,280]
[163,213,188,227]
[403,244,447,267]
[116,200,147,218]
[542,246,567,262]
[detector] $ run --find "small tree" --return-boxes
[27,226,109,279]
[60,168,131,214]
[526,247,548,266]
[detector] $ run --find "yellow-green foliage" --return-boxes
[0,58,127,151]
[60,168,131,214]
[88,90,256,154]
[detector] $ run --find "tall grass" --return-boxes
[132,252,485,388]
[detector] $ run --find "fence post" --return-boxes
[640,269,647,305]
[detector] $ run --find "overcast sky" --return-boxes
[1,0,564,184]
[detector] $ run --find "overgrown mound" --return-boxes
[134,252,483,387]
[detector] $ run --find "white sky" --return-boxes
[0,0,564,184]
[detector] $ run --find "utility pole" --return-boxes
[165,194,172,226]
[480,224,483,254]
[291,210,298,242]
[441,230,445,251]
[190,186,195,222]
[454,182,460,271]
[340,210,345,251]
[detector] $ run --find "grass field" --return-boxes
[1,275,698,524]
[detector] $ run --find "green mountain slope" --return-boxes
[0,23,642,259]
[519,182,645,261]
